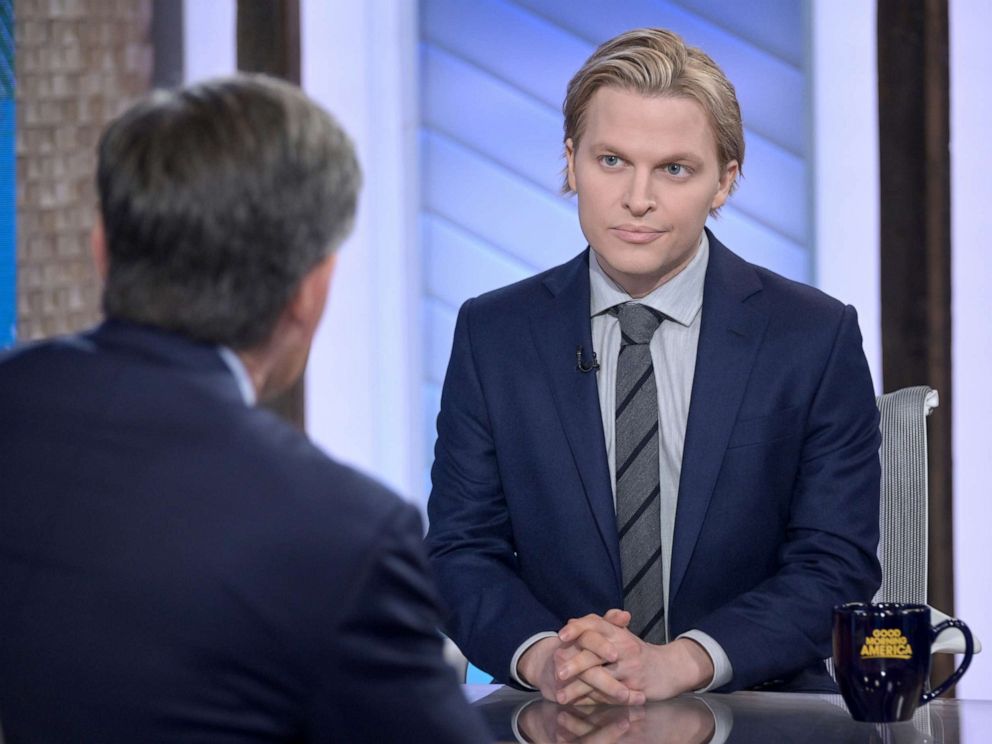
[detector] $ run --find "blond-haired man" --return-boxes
[427,29,880,704]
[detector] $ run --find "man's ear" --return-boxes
[565,138,578,192]
[90,217,109,280]
[710,160,739,212]
[285,254,337,334]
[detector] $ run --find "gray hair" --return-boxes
[97,74,361,348]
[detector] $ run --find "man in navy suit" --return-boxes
[426,28,881,705]
[0,75,489,742]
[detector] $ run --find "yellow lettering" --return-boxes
[859,638,913,660]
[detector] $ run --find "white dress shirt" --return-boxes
[217,346,256,406]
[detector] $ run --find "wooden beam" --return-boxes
[151,0,184,88]
[877,0,954,689]
[237,0,299,84]
[236,0,304,430]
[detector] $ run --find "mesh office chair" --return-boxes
[875,386,934,605]
[874,385,980,655]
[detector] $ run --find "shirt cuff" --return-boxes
[510,631,559,688]
[677,629,733,691]
[511,698,543,743]
[695,694,734,744]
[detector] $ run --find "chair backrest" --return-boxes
[826,386,937,686]
[874,385,938,604]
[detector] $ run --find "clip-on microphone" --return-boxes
[576,346,600,373]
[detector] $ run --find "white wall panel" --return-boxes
[422,46,564,196]
[733,132,808,245]
[424,216,533,310]
[710,207,808,283]
[811,0,880,389]
[423,132,584,268]
[301,1,422,502]
[183,0,235,83]
[426,298,457,387]
[951,0,992,702]
[422,0,589,109]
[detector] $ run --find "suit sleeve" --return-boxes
[309,502,492,743]
[692,304,882,691]
[425,299,563,682]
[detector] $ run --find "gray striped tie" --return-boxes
[615,302,666,644]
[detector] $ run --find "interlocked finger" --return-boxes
[555,647,613,682]
[558,664,636,705]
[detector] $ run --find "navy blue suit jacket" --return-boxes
[0,321,489,743]
[426,232,882,692]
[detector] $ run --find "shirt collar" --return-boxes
[588,231,709,327]
[216,346,257,406]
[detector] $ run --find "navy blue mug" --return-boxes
[832,602,974,723]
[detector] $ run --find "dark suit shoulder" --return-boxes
[2,328,416,587]
[0,331,98,370]
[226,403,405,517]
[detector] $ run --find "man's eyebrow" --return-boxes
[657,152,704,164]
[585,140,624,153]
[586,142,704,164]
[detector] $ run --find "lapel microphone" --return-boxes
[576,345,600,373]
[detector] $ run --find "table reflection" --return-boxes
[468,687,988,744]
[516,695,717,744]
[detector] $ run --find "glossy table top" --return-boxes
[466,685,992,743]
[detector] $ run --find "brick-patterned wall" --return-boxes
[16,0,152,340]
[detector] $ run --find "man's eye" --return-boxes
[665,163,686,176]
[600,155,621,167]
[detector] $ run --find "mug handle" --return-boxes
[921,619,974,703]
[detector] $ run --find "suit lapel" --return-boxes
[530,250,623,591]
[669,234,768,604]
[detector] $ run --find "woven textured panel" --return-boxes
[15,0,153,342]
[0,0,11,346]
[874,386,935,604]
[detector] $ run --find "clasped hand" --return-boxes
[518,609,714,706]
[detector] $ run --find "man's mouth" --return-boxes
[610,225,666,244]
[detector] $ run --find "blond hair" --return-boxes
[562,28,744,196]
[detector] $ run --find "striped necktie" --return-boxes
[614,302,666,644]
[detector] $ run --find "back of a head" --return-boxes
[97,74,362,349]
[561,27,744,198]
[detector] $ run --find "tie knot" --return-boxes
[616,303,664,345]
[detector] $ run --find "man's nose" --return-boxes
[622,170,656,216]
